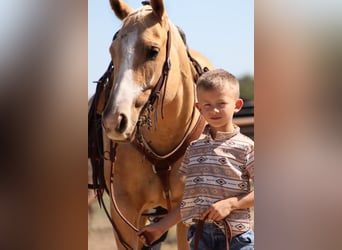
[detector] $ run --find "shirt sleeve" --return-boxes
[178,146,190,175]
[245,144,254,180]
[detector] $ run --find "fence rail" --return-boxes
[234,101,254,139]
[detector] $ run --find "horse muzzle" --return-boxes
[102,112,134,141]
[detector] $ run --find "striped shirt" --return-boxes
[179,125,254,237]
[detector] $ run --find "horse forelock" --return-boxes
[123,5,168,29]
[125,7,148,24]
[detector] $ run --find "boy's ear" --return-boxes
[234,98,244,112]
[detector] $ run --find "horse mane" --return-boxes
[176,26,188,48]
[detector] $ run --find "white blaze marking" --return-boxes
[113,30,142,111]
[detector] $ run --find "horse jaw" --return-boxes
[102,128,137,143]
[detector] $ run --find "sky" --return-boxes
[88,0,254,98]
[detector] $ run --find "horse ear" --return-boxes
[150,0,165,21]
[109,0,133,20]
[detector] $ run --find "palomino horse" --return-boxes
[89,0,213,249]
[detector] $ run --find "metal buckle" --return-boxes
[151,165,171,174]
[163,190,172,200]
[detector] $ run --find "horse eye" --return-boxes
[147,46,160,60]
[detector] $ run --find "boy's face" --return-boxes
[196,85,243,132]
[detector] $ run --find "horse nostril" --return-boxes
[115,114,128,133]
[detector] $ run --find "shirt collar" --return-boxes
[204,124,240,141]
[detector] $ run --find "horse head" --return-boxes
[102,0,184,142]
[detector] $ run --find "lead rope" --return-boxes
[108,141,156,250]
[223,220,232,250]
[193,216,232,250]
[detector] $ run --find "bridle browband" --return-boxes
[88,19,208,250]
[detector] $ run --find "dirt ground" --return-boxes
[88,195,177,250]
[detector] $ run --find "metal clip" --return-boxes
[163,190,172,200]
[152,165,157,174]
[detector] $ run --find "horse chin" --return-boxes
[104,126,137,143]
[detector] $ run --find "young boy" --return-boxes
[138,69,254,250]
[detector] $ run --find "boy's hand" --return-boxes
[137,204,183,246]
[200,199,233,221]
[200,192,254,221]
[137,223,164,247]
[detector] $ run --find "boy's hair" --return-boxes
[196,69,240,98]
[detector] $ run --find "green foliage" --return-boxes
[239,75,254,101]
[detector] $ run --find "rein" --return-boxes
[88,22,208,250]
[193,217,232,250]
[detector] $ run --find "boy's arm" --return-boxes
[200,190,254,221]
[137,203,182,246]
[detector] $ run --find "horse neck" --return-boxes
[139,27,200,155]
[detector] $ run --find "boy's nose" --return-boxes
[213,107,220,112]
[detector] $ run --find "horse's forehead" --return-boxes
[126,6,155,24]
[120,9,163,38]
